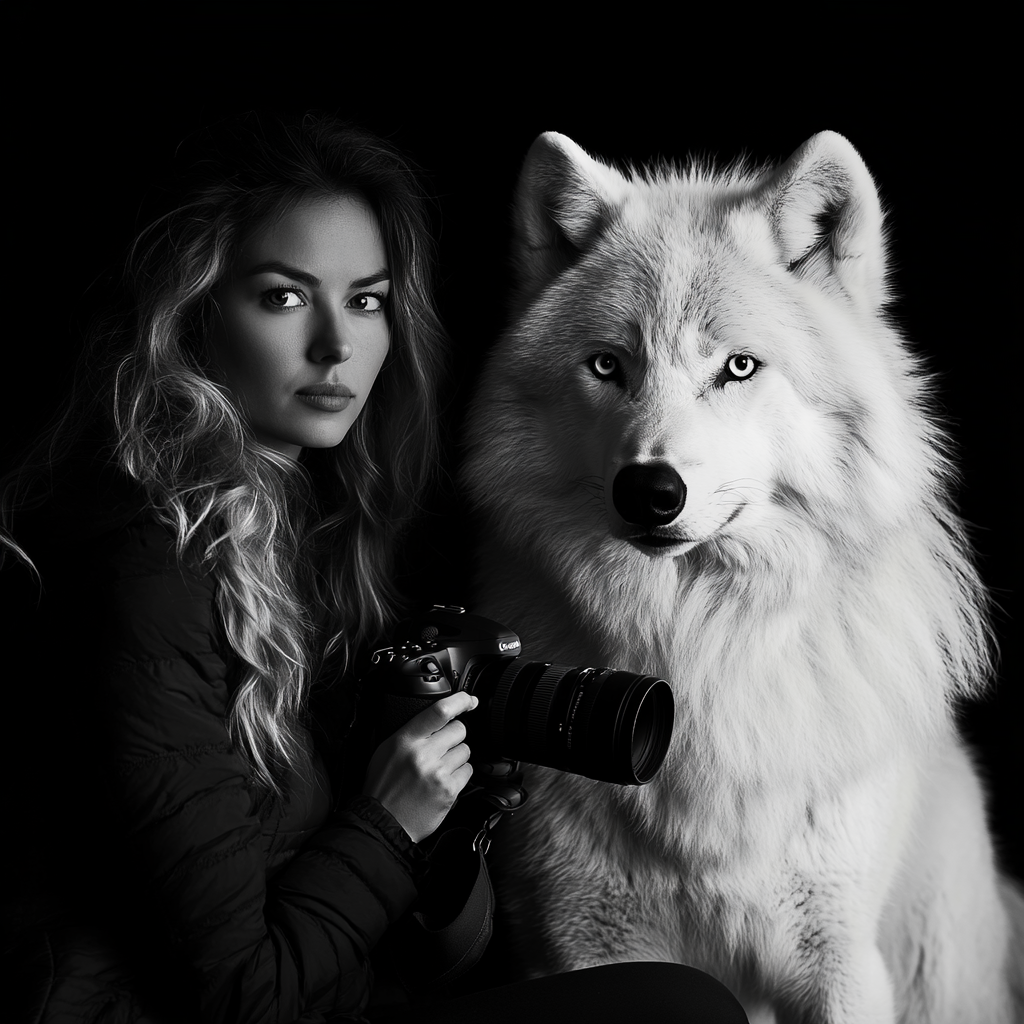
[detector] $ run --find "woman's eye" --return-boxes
[349,292,386,312]
[722,353,759,382]
[590,352,620,380]
[264,288,305,309]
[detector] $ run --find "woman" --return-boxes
[2,113,747,1023]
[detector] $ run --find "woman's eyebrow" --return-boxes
[246,261,322,287]
[351,268,391,289]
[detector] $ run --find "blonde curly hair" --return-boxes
[2,113,447,794]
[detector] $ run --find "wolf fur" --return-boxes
[461,131,1024,1023]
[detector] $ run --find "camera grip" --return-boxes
[380,693,439,738]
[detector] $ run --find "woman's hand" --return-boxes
[362,691,478,843]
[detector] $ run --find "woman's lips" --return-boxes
[295,383,354,411]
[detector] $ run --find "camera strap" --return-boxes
[393,762,527,988]
[462,760,529,856]
[393,826,495,990]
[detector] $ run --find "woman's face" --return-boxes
[208,196,391,460]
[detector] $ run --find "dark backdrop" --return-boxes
[8,19,1017,875]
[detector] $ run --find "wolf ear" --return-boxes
[511,132,630,298]
[760,132,887,310]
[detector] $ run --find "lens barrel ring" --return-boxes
[488,659,544,747]
[526,664,587,751]
[563,668,606,758]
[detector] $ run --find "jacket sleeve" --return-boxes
[90,521,418,1022]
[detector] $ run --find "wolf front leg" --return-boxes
[753,940,893,1024]
[802,943,895,1024]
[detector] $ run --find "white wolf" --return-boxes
[461,131,1024,1023]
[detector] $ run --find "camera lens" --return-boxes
[470,661,673,785]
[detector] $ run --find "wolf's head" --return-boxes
[464,132,952,582]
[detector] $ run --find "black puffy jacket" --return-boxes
[4,458,423,1023]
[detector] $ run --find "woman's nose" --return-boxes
[309,313,353,363]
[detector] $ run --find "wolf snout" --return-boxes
[612,463,687,526]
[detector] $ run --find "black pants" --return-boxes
[373,962,749,1023]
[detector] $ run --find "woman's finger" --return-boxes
[436,718,467,748]
[407,691,478,738]
[441,741,471,769]
[452,761,474,790]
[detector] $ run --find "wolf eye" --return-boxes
[589,352,620,380]
[721,353,759,382]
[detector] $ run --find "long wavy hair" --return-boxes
[1,113,447,793]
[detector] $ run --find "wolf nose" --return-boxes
[612,463,687,526]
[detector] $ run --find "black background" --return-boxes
[8,19,1018,875]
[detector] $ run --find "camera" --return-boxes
[368,606,673,786]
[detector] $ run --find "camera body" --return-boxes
[368,606,673,786]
